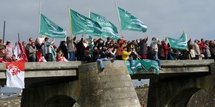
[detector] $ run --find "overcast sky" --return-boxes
[0,0,214,44]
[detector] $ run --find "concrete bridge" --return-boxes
[0,60,214,107]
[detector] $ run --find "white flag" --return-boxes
[6,60,25,89]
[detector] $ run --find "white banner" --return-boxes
[6,60,25,89]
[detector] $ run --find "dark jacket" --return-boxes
[0,44,5,58]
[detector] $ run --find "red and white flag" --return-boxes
[6,60,25,89]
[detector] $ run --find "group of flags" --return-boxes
[40,7,188,50]
[39,7,148,40]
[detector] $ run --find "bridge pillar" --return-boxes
[78,61,141,107]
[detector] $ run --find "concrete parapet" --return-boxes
[0,61,81,79]
[78,61,141,107]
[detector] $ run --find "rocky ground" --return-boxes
[135,87,149,107]
[0,96,21,107]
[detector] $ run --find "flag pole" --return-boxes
[17,33,20,55]
[114,0,123,38]
[69,8,73,37]
[2,21,6,43]
[88,8,91,38]
[68,8,75,48]
[18,33,20,41]
[38,0,42,37]
[88,8,91,17]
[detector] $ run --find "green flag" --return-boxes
[118,7,147,32]
[90,12,120,40]
[126,59,159,75]
[167,32,188,50]
[40,14,66,38]
[70,9,102,36]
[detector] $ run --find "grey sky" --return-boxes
[0,0,214,44]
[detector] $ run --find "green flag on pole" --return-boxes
[90,12,120,40]
[118,7,147,32]
[70,9,102,36]
[167,32,188,50]
[39,14,66,38]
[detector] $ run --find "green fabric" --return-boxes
[40,14,66,38]
[90,12,120,40]
[118,7,147,32]
[167,32,188,50]
[126,59,159,75]
[70,9,102,36]
[88,36,94,56]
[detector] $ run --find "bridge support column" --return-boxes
[78,61,141,107]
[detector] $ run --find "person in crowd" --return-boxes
[150,37,161,68]
[27,42,37,62]
[11,54,18,62]
[56,48,68,62]
[138,37,148,59]
[92,46,101,61]
[194,40,201,59]
[107,46,116,59]
[105,37,112,47]
[84,46,92,62]
[161,39,169,60]
[5,41,13,62]
[198,38,206,58]
[1,35,214,64]
[0,39,5,60]
[17,41,28,62]
[74,36,86,61]
[25,37,34,61]
[66,36,76,61]
[35,38,43,53]
[58,41,68,60]
[209,40,215,59]
[189,45,196,59]
[35,38,43,60]
[43,37,55,61]
[168,48,180,60]
[115,39,125,60]
[205,40,211,59]
[96,47,115,70]
[157,40,164,60]
[122,47,132,60]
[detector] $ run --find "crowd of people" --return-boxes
[0,36,215,63]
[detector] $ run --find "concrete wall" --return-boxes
[21,80,80,107]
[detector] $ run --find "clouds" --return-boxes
[0,0,214,44]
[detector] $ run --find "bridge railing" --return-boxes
[0,61,82,79]
[0,60,214,79]
[132,60,214,79]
